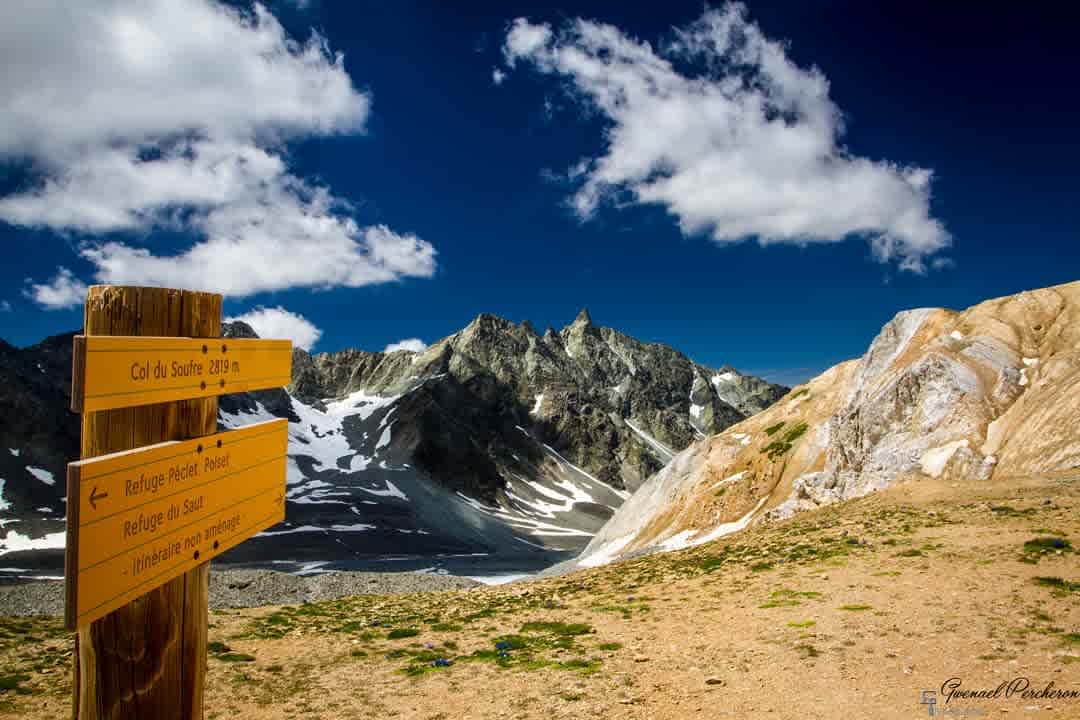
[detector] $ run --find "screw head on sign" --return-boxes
[200,380,206,390]
[221,344,227,353]
[216,439,222,448]
[219,379,225,388]
[193,550,200,560]
[213,540,219,550]
[197,444,203,454]
[202,344,208,354]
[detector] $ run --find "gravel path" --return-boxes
[0,569,481,617]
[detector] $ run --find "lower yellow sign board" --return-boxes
[64,419,288,629]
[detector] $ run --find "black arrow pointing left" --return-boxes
[89,486,108,510]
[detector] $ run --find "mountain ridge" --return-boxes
[0,309,786,574]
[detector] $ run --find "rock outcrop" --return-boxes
[577,280,1080,568]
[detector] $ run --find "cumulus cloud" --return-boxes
[383,338,428,354]
[502,3,951,272]
[492,68,507,86]
[0,300,12,312]
[225,306,322,351]
[24,268,88,310]
[0,0,435,296]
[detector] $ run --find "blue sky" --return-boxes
[1,1,1077,386]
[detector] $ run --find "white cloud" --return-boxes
[0,0,436,296]
[225,306,322,351]
[383,338,427,354]
[0,300,11,312]
[24,268,88,310]
[502,4,951,272]
[492,68,506,85]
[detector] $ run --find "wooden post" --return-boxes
[73,286,220,720]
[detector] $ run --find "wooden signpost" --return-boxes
[66,285,292,720]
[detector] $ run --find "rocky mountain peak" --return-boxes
[561,309,601,355]
[461,312,524,342]
[570,307,593,328]
[222,320,258,339]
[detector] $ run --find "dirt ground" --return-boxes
[4,474,1078,719]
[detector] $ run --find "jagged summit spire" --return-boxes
[572,307,593,327]
[463,311,510,333]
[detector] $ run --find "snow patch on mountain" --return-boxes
[692,496,768,545]
[711,470,747,489]
[625,419,675,463]
[375,422,394,450]
[26,467,54,486]
[258,522,376,537]
[359,480,408,501]
[578,534,634,568]
[455,491,593,538]
[520,427,630,501]
[0,528,66,557]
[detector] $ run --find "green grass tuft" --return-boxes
[760,589,822,608]
[387,628,421,640]
[519,621,593,637]
[761,422,809,459]
[764,422,786,436]
[0,673,32,695]
[430,622,463,632]
[1034,576,1080,593]
[216,653,256,663]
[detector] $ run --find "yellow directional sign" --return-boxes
[71,335,293,412]
[64,419,288,629]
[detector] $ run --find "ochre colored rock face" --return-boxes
[580,279,1080,567]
